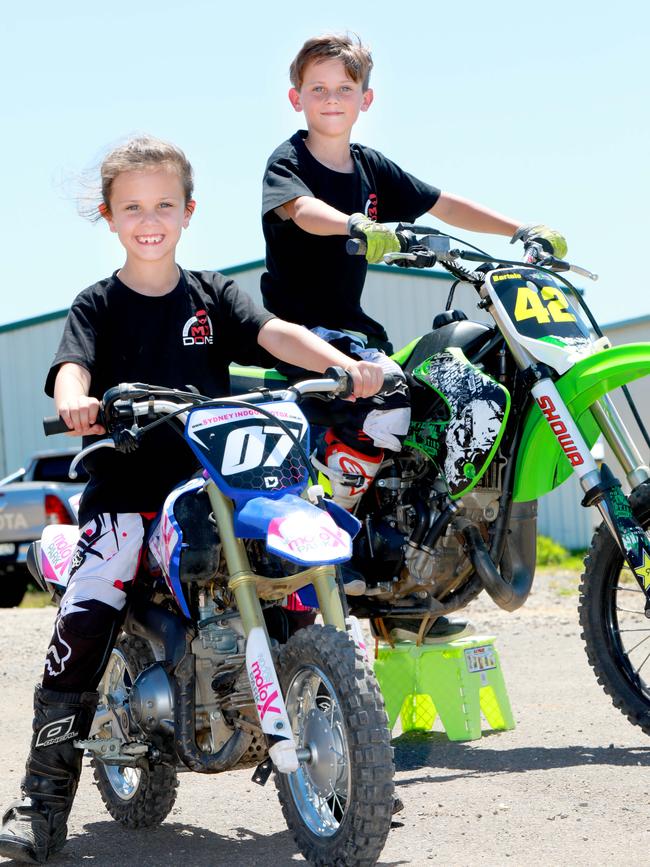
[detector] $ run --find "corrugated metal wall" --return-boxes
[0,265,647,553]
[0,317,71,476]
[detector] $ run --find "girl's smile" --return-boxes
[101,167,195,294]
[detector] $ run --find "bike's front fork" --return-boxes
[532,380,650,611]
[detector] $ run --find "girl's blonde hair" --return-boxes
[96,135,194,217]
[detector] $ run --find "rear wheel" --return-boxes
[92,634,179,827]
[0,566,29,608]
[275,624,394,867]
[579,481,650,732]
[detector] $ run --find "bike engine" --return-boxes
[129,592,254,753]
[355,449,505,601]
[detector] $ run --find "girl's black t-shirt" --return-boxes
[261,130,440,341]
[46,269,274,522]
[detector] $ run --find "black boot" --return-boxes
[0,686,98,864]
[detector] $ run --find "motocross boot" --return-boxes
[0,686,98,864]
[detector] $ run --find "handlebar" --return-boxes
[43,369,399,481]
[43,416,75,436]
[346,224,597,281]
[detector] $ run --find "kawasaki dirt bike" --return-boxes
[30,372,395,867]
[231,226,650,732]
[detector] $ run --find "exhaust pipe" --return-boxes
[460,501,537,612]
[174,652,252,773]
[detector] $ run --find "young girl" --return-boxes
[0,135,385,864]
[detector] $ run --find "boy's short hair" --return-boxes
[290,33,373,91]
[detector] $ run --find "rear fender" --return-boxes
[514,343,650,502]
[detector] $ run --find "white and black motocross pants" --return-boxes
[42,513,147,693]
[281,327,411,454]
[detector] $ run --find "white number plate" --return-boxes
[0,543,16,556]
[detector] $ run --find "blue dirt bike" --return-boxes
[31,370,395,867]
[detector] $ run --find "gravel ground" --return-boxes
[1,571,649,867]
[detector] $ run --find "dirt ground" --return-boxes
[1,572,649,867]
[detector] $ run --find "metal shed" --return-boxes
[0,265,647,550]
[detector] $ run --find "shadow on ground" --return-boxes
[1,821,410,867]
[394,730,650,786]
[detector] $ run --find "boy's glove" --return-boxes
[511,224,568,259]
[348,213,400,264]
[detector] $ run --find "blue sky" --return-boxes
[2,0,648,333]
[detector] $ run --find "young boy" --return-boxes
[261,32,567,612]
[0,135,386,865]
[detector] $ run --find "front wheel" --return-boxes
[579,481,650,733]
[275,624,394,867]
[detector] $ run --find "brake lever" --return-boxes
[537,255,598,281]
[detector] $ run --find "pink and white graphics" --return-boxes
[267,508,351,566]
[246,626,298,773]
[40,525,79,587]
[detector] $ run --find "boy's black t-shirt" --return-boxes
[46,269,274,524]
[261,130,441,342]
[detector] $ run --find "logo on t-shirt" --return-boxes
[183,309,214,346]
[365,193,378,221]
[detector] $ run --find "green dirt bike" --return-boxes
[231,226,650,731]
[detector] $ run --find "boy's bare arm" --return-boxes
[430,192,520,236]
[54,362,105,436]
[257,319,384,399]
[278,196,349,235]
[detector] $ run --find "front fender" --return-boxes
[514,343,650,502]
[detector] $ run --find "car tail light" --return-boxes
[45,494,73,525]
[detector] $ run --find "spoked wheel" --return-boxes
[92,634,179,827]
[579,481,650,733]
[275,624,394,867]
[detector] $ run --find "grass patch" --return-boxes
[19,586,54,609]
[537,535,586,574]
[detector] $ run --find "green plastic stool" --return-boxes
[373,635,515,741]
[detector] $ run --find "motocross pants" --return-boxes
[42,513,146,693]
[277,328,411,509]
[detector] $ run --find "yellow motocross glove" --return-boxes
[511,224,568,259]
[348,213,400,264]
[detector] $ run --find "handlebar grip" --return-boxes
[324,366,354,398]
[523,241,544,265]
[43,416,73,436]
[345,238,367,256]
[381,373,401,394]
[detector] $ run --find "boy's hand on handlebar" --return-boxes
[348,213,400,264]
[346,361,385,401]
[57,396,106,436]
[511,224,568,259]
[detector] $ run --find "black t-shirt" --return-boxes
[46,269,274,523]
[261,130,440,341]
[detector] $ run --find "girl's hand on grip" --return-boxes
[347,361,385,400]
[57,395,106,437]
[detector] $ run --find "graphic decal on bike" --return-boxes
[486,268,593,374]
[185,401,309,503]
[246,626,294,741]
[602,479,650,595]
[407,348,510,498]
[267,509,351,565]
[148,478,201,619]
